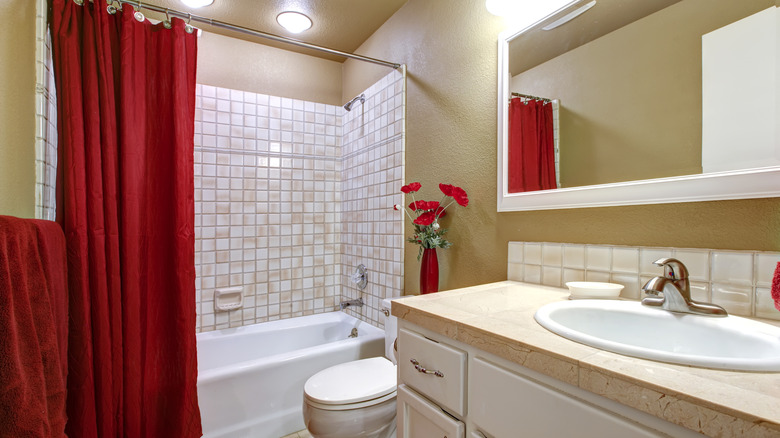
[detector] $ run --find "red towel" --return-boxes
[772,262,780,312]
[0,216,68,438]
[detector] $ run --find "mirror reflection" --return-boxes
[506,0,777,191]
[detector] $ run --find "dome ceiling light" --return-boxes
[181,0,214,8]
[276,11,313,34]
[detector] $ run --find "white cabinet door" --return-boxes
[470,358,668,438]
[397,384,464,438]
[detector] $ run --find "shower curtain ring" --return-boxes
[163,9,173,29]
[133,2,145,22]
[185,13,195,34]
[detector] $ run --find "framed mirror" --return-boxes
[497,0,780,212]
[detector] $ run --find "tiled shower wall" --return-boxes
[340,71,405,329]
[34,0,57,221]
[195,70,405,332]
[194,87,343,331]
[508,241,780,321]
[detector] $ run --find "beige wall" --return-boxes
[0,0,36,218]
[197,32,343,106]
[344,0,780,295]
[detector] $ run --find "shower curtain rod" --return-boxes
[511,92,552,103]
[113,0,401,69]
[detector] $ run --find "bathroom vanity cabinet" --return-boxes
[392,282,780,437]
[396,323,700,438]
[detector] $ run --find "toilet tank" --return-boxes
[381,297,404,365]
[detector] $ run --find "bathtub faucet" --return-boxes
[339,298,364,310]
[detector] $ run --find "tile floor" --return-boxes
[280,430,312,438]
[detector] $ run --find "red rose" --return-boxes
[413,211,437,226]
[401,182,422,194]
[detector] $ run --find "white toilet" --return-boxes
[302,298,401,438]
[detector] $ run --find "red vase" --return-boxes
[420,248,439,294]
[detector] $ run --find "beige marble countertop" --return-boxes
[392,281,780,438]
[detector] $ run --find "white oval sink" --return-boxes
[534,300,780,372]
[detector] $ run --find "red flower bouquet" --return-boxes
[394,182,469,259]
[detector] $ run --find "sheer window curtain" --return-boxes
[50,0,202,436]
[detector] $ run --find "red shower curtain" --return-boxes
[50,1,201,436]
[507,98,557,192]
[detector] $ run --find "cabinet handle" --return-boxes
[409,358,444,378]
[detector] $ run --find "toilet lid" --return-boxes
[304,357,397,405]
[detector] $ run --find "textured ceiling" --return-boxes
[137,0,408,61]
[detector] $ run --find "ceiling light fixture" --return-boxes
[542,0,597,30]
[181,0,214,8]
[276,11,312,34]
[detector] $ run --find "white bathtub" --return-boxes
[197,312,385,438]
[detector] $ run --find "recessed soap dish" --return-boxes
[214,287,243,312]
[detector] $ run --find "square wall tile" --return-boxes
[508,242,523,263]
[755,253,780,287]
[674,249,710,282]
[712,252,753,286]
[524,243,542,265]
[563,245,585,269]
[611,247,638,273]
[542,243,562,267]
[586,246,611,271]
[508,262,523,281]
[711,283,752,316]
[524,265,541,284]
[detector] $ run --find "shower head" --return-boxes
[343,94,365,111]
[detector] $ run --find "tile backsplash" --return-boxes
[508,241,780,320]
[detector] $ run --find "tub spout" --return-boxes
[339,298,364,310]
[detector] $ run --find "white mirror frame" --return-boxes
[497,25,780,212]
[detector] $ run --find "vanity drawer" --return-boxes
[398,328,467,417]
[397,384,465,438]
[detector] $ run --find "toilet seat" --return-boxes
[304,357,397,411]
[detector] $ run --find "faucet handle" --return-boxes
[653,258,689,280]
